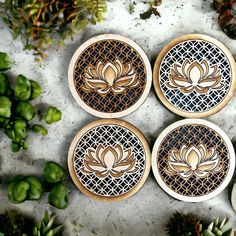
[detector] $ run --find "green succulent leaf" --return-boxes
[0,52,12,71]
[13,119,27,140]
[14,74,31,101]
[48,183,68,209]
[44,161,65,183]
[8,178,30,203]
[30,80,42,100]
[11,142,21,152]
[0,117,9,128]
[32,124,48,136]
[0,96,11,118]
[203,229,217,236]
[5,128,15,140]
[203,217,233,236]
[13,180,30,203]
[33,211,63,236]
[0,73,11,95]
[15,101,35,121]
[45,107,62,124]
[25,176,43,200]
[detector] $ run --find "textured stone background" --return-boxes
[0,0,236,235]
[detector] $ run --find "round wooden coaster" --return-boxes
[153,34,236,118]
[68,34,152,118]
[68,119,151,201]
[152,119,235,202]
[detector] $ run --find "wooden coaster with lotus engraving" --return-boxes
[153,34,236,118]
[68,34,152,118]
[152,119,235,202]
[68,119,151,201]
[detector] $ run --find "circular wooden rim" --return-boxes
[153,34,236,118]
[68,118,151,202]
[151,119,235,202]
[68,34,152,118]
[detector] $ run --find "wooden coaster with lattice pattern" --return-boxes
[68,119,151,201]
[152,119,235,202]
[68,34,152,118]
[153,34,236,118]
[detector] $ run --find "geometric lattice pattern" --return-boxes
[159,40,232,113]
[73,125,146,197]
[73,40,146,113]
[156,124,230,197]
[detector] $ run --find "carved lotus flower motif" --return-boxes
[167,59,223,94]
[82,59,139,95]
[165,144,222,179]
[81,144,138,178]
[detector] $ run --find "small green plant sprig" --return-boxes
[3,0,107,60]
[8,161,68,210]
[140,0,162,20]
[0,52,62,152]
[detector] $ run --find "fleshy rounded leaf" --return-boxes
[14,74,31,101]
[8,179,30,203]
[0,52,12,71]
[45,107,62,124]
[15,101,35,121]
[0,73,11,95]
[32,124,47,136]
[14,119,27,140]
[44,161,65,183]
[0,96,11,118]
[11,142,21,152]
[30,80,42,100]
[48,183,68,209]
[25,176,43,200]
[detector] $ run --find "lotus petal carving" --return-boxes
[165,144,222,179]
[81,144,138,178]
[166,59,223,94]
[82,59,139,95]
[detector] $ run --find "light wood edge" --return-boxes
[153,34,236,118]
[68,34,152,118]
[68,118,151,202]
[151,119,236,202]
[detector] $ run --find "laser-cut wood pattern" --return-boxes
[68,34,152,118]
[152,119,235,202]
[68,119,151,202]
[153,34,236,118]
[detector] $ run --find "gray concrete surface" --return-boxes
[0,0,236,235]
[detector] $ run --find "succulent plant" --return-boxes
[0,210,30,236]
[167,213,234,236]
[33,211,63,236]
[213,0,236,39]
[0,210,63,236]
[166,212,203,236]
[0,52,62,152]
[202,217,233,236]
[8,175,43,203]
[3,0,107,60]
